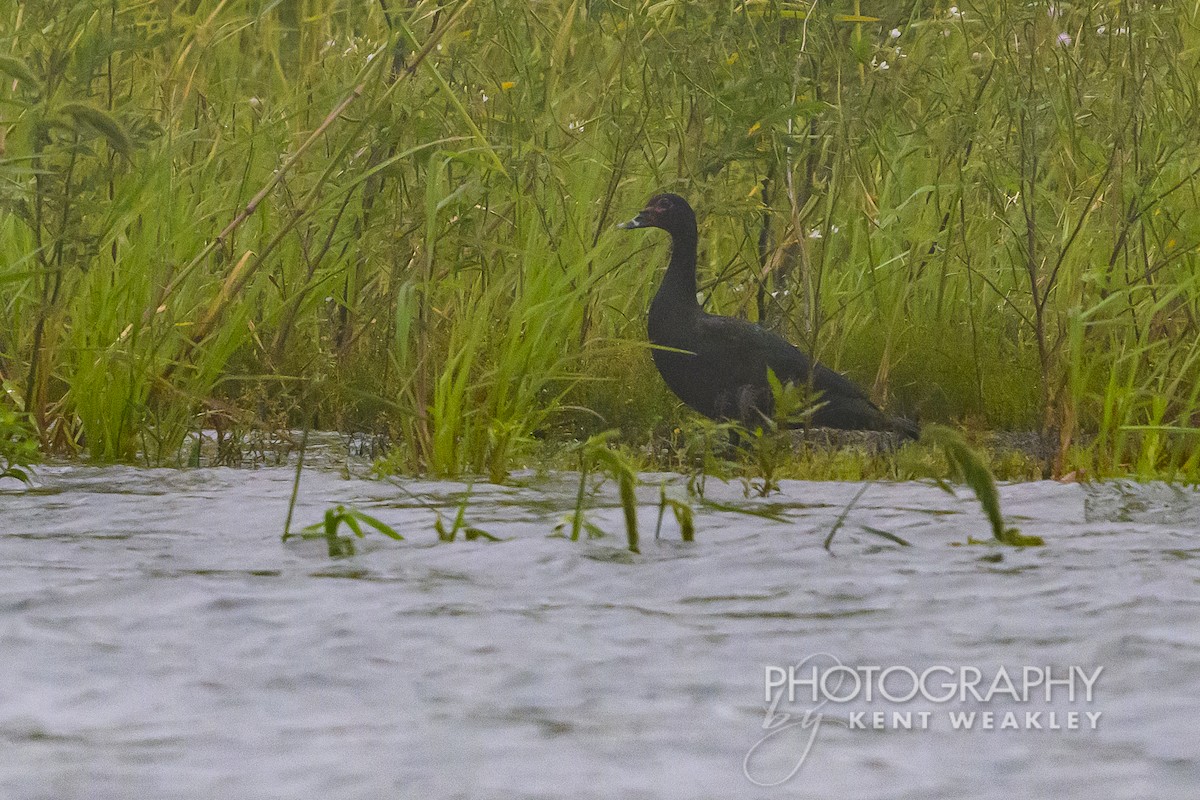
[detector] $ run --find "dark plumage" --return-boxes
[619,193,918,439]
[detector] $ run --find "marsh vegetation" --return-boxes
[3,1,1200,481]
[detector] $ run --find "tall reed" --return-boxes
[0,1,1198,478]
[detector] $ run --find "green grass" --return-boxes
[0,403,37,483]
[3,1,1200,481]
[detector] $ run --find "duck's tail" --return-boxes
[807,395,919,440]
[889,415,921,441]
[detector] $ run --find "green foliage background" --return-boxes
[2,1,1200,477]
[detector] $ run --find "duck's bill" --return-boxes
[617,213,650,229]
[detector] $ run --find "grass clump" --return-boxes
[0,404,38,484]
[557,431,644,553]
[291,504,404,558]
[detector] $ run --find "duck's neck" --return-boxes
[653,224,700,313]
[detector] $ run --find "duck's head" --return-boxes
[618,193,696,236]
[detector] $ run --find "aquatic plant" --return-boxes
[0,404,38,484]
[921,424,1044,546]
[558,431,642,553]
[656,483,695,543]
[430,486,499,543]
[743,369,823,495]
[663,416,740,498]
[292,504,404,558]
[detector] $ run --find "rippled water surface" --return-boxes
[2,460,1198,799]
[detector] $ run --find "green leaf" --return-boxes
[434,514,453,541]
[1,466,30,484]
[56,102,133,157]
[657,485,695,543]
[859,525,912,547]
[698,499,790,524]
[920,424,1044,547]
[464,527,499,541]
[997,527,1045,547]
[346,508,403,540]
[340,511,365,538]
[0,55,41,93]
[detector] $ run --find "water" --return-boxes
[2,462,1198,799]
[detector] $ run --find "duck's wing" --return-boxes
[694,313,914,433]
[696,314,871,401]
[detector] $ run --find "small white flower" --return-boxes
[481,90,489,102]
[879,61,889,70]
[1056,32,1072,46]
[808,229,823,239]
[889,28,901,39]
[1096,25,1107,35]
[831,225,841,234]
[949,5,961,18]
